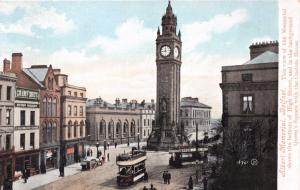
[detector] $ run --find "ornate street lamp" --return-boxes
[137,132,140,150]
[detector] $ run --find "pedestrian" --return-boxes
[22,168,27,183]
[166,171,171,184]
[59,163,64,177]
[87,148,90,156]
[107,152,110,161]
[90,149,93,157]
[143,186,147,190]
[144,171,148,182]
[162,171,167,184]
[203,177,208,190]
[188,176,193,190]
[102,156,105,163]
[99,150,102,157]
[115,142,117,148]
[107,142,110,149]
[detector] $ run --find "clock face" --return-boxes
[174,47,179,58]
[160,45,171,57]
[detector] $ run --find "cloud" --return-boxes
[87,18,155,54]
[0,2,75,36]
[182,9,248,52]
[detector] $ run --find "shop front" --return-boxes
[0,150,14,190]
[64,141,85,166]
[14,150,39,176]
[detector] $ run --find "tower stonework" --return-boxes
[148,1,182,150]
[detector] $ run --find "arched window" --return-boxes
[130,121,135,137]
[116,121,121,137]
[80,121,84,137]
[74,121,78,138]
[100,120,106,137]
[53,98,57,116]
[43,97,47,116]
[47,122,52,143]
[68,121,72,139]
[108,120,113,138]
[53,122,57,142]
[48,97,52,117]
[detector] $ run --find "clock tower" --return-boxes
[148,1,182,150]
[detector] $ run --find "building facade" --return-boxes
[56,72,87,166]
[86,98,155,145]
[148,1,182,150]
[140,104,155,140]
[180,97,211,134]
[0,71,16,188]
[13,87,40,175]
[219,41,278,187]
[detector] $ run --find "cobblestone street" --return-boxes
[31,143,198,190]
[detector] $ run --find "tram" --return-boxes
[116,149,147,186]
[169,147,208,167]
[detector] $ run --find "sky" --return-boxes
[0,0,278,118]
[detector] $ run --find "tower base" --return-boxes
[147,128,181,151]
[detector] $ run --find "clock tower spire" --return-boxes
[147,1,183,150]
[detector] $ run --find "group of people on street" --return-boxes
[162,171,171,184]
[143,183,157,190]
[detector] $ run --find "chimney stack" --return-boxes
[3,59,11,73]
[11,53,23,73]
[249,41,278,60]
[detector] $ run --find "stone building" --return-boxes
[180,97,211,134]
[23,64,61,171]
[0,71,16,188]
[86,98,155,145]
[148,1,182,150]
[13,87,40,175]
[56,71,87,166]
[219,41,278,187]
[140,100,155,140]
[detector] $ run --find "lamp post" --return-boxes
[96,142,99,158]
[137,132,140,150]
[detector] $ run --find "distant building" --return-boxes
[0,71,16,188]
[56,72,87,166]
[180,97,211,134]
[86,98,155,145]
[220,41,278,183]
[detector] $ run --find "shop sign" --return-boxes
[67,147,74,154]
[16,88,39,100]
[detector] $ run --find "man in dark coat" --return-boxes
[162,171,167,184]
[188,176,193,189]
[203,177,208,190]
[166,171,171,184]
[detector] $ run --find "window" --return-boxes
[48,97,52,116]
[43,97,47,116]
[68,91,71,96]
[5,135,11,150]
[80,93,83,98]
[6,86,11,100]
[74,122,78,138]
[144,119,146,126]
[148,129,150,136]
[52,122,57,142]
[242,73,253,82]
[144,130,146,136]
[68,105,72,116]
[20,110,25,126]
[20,133,25,150]
[30,111,35,125]
[6,109,11,125]
[47,122,52,143]
[148,119,150,126]
[0,85,2,100]
[42,122,47,143]
[80,121,84,137]
[185,110,188,117]
[0,109,2,125]
[53,98,57,116]
[79,106,83,116]
[0,135,2,149]
[68,121,72,139]
[74,92,77,97]
[30,133,35,148]
[242,95,253,113]
[74,106,78,116]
